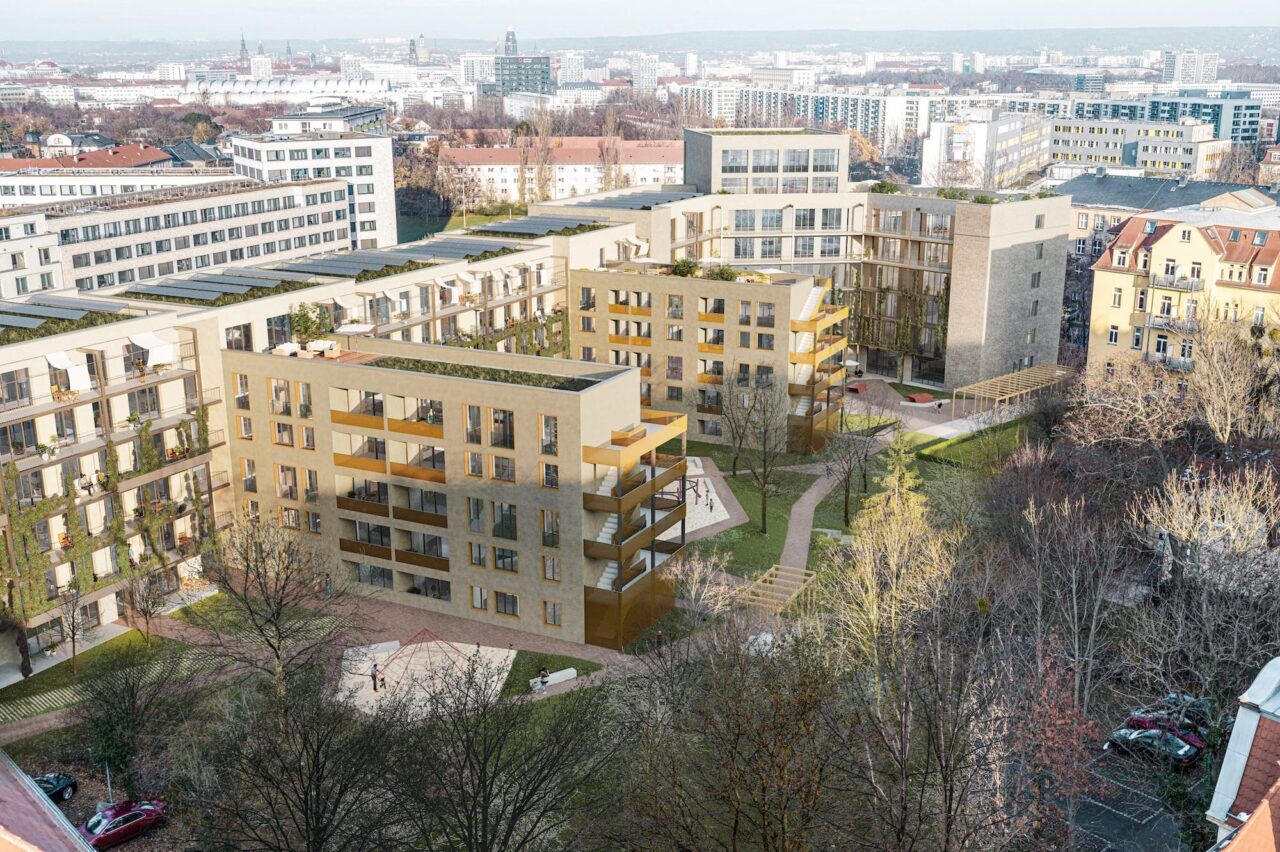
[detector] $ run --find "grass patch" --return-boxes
[2,722,90,764]
[841,413,899,435]
[915,418,1029,471]
[663,439,813,476]
[886,381,941,398]
[367,356,597,392]
[397,212,517,242]
[0,630,179,703]
[500,650,602,697]
[689,469,816,579]
[623,606,707,655]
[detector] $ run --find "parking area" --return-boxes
[1074,750,1203,851]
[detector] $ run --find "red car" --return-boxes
[1125,710,1208,750]
[77,800,168,849]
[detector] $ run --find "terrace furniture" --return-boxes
[272,342,301,357]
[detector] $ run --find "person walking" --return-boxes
[370,662,380,693]
[536,666,550,693]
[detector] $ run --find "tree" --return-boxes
[55,579,95,675]
[78,641,194,798]
[718,362,760,478]
[1184,316,1280,450]
[396,651,620,851]
[821,429,880,529]
[659,550,745,618]
[188,519,361,704]
[600,107,623,191]
[1212,143,1259,184]
[176,672,410,851]
[289,301,334,346]
[740,378,792,534]
[121,570,168,645]
[531,107,554,203]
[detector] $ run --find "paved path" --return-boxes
[779,471,840,568]
[683,457,749,543]
[0,707,79,746]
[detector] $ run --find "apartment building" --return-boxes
[268,105,388,136]
[0,213,61,298]
[11,179,352,293]
[0,165,233,209]
[228,131,396,248]
[1087,189,1280,372]
[570,264,847,451]
[919,111,1052,189]
[681,128,850,195]
[535,130,1068,387]
[1049,118,1232,178]
[1162,50,1220,86]
[493,56,552,96]
[438,140,683,203]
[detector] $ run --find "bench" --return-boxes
[906,392,935,404]
[846,382,868,395]
[529,667,577,691]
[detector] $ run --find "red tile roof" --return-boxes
[0,143,173,171]
[1233,718,1280,826]
[1227,776,1280,851]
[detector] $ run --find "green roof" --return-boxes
[366,356,598,392]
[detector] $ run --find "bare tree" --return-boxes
[121,570,168,645]
[718,364,760,478]
[821,429,880,530]
[395,652,620,851]
[532,107,554,203]
[1212,143,1259,184]
[56,579,96,675]
[1185,315,1280,449]
[742,377,793,534]
[189,519,361,704]
[659,550,746,617]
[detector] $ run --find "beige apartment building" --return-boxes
[1087,188,1280,371]
[0,222,682,661]
[570,263,847,451]
[535,132,1068,387]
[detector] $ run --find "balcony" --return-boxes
[388,417,444,439]
[392,505,447,528]
[331,405,385,430]
[389,460,446,483]
[697,342,725,355]
[340,538,393,561]
[1143,352,1194,372]
[337,493,390,517]
[790,305,850,334]
[395,549,450,572]
[333,451,387,474]
[584,455,687,515]
[1147,274,1204,292]
[583,502,687,565]
[697,372,724,384]
[697,312,725,324]
[1147,314,1200,333]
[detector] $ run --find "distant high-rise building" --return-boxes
[503,28,519,57]
[340,55,365,81]
[558,52,585,85]
[685,52,699,78]
[632,54,658,94]
[459,53,497,85]
[950,53,965,74]
[494,55,551,96]
[972,52,986,74]
[286,41,292,59]
[155,62,187,82]
[409,38,419,66]
[1162,50,1219,85]
[1072,73,1105,95]
[257,41,265,56]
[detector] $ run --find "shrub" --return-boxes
[671,258,699,277]
[706,265,739,282]
[869,180,901,194]
[935,187,969,201]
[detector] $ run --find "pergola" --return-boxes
[744,565,818,616]
[950,364,1076,418]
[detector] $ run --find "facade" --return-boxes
[631,55,659,95]
[228,132,397,248]
[0,213,61,298]
[1162,50,1219,86]
[681,128,850,195]
[269,105,388,136]
[750,67,818,89]
[438,140,683,202]
[1049,118,1232,178]
[1086,190,1280,372]
[0,166,232,210]
[494,56,552,96]
[569,264,847,452]
[920,111,1052,189]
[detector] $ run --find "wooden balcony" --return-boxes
[790,305,850,334]
[393,506,448,528]
[330,410,385,430]
[339,538,392,561]
[630,336,652,347]
[697,312,725,324]
[608,334,629,345]
[697,342,724,355]
[336,495,389,517]
[389,463,446,483]
[697,372,724,384]
[333,452,386,474]
[395,549,450,572]
[583,458,687,515]
[388,419,444,439]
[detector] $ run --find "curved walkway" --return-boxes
[778,472,840,568]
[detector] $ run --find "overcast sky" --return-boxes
[4,0,1278,42]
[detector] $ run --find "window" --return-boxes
[795,236,814,258]
[544,601,562,626]
[751,149,779,172]
[1077,213,1089,229]
[489,408,515,448]
[1132,328,1143,349]
[494,548,518,574]
[734,238,755,259]
[241,458,257,492]
[821,208,842,230]
[812,149,838,172]
[757,333,775,350]
[306,511,321,533]
[300,426,315,450]
[280,507,300,529]
[495,591,519,617]
[1254,306,1267,327]
[1034,214,1045,229]
[1030,300,1039,318]
[820,236,841,257]
[491,456,515,482]
[543,555,561,581]
[1107,325,1119,345]
[734,210,756,232]
[272,422,294,446]
[237,416,253,440]
[1111,288,1122,308]
[783,148,809,172]
[540,415,558,455]
[794,209,815,230]
[542,463,559,489]
[465,405,482,444]
[1030,272,1041,289]
[470,586,488,611]
[466,451,484,477]
[721,149,748,173]
[470,542,487,566]
[276,465,298,500]
[739,331,751,348]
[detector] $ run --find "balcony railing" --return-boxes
[1147,274,1204,292]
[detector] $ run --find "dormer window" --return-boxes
[1229,229,1241,242]
[1254,232,1269,247]
[1115,249,1130,266]
[1143,220,1157,235]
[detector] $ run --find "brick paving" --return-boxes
[685,456,749,543]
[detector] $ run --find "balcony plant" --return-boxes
[290,302,335,347]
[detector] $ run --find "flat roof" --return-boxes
[686,127,842,136]
[1057,173,1280,212]
[468,215,606,237]
[0,295,135,346]
[0,178,343,220]
[365,355,601,392]
[565,189,703,211]
[274,106,385,120]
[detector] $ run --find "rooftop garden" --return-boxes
[0,309,132,346]
[354,260,436,283]
[367,356,599,391]
[469,222,608,239]
[126,277,334,308]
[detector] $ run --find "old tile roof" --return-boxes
[0,143,174,171]
[1225,777,1280,851]
[1059,174,1280,213]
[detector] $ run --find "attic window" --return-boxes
[1254,232,1269,247]
[1229,229,1241,242]
[1143,220,1157,235]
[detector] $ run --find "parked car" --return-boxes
[31,772,77,802]
[1124,711,1208,750]
[1104,726,1201,768]
[77,800,168,849]
[1148,692,1215,728]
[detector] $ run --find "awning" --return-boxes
[456,271,477,286]
[335,323,374,335]
[45,351,93,392]
[129,332,177,365]
[331,293,363,311]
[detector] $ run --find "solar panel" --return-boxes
[239,268,334,282]
[166,280,252,295]
[0,302,86,320]
[128,285,221,301]
[469,215,600,237]
[0,314,47,329]
[189,274,278,288]
[29,294,125,313]
[277,261,364,276]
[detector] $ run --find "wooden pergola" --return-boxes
[744,565,818,616]
[950,364,1076,418]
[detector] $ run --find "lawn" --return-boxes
[623,606,709,655]
[500,650,602,697]
[664,439,814,476]
[841,413,900,435]
[886,381,940,398]
[170,592,339,635]
[0,630,179,704]
[915,418,1029,471]
[689,469,816,578]
[397,211,523,243]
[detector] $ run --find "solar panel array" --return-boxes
[30,294,125,313]
[468,215,602,237]
[567,190,700,210]
[0,314,47,329]
[0,302,86,321]
[366,237,524,263]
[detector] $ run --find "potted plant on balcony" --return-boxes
[36,441,54,461]
[290,302,334,348]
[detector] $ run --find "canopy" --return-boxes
[45,351,93,391]
[129,332,177,365]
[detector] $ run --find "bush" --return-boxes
[869,180,901,194]
[935,187,969,201]
[671,258,699,277]
[706,265,739,282]
[970,194,999,205]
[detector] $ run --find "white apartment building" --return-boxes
[558,52,585,84]
[41,180,351,291]
[1049,118,1232,178]
[1162,50,1219,85]
[154,63,187,82]
[0,168,233,210]
[920,111,1052,189]
[269,105,388,136]
[439,141,683,202]
[229,130,396,249]
[0,213,61,298]
[340,56,365,81]
[632,55,659,94]
[750,67,817,89]
[458,54,496,86]
[249,56,273,81]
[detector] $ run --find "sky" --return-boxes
[3,0,1279,42]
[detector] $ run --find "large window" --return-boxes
[495,591,519,616]
[721,149,748,173]
[813,149,838,172]
[489,408,515,448]
[734,210,755,232]
[783,149,810,172]
[751,149,779,173]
